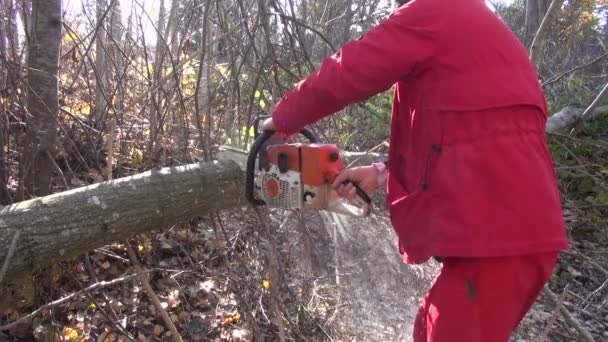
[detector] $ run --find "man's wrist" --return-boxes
[372,162,387,188]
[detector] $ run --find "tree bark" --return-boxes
[0,159,244,281]
[20,0,61,198]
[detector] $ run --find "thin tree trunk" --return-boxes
[148,0,166,160]
[5,0,18,61]
[166,0,188,162]
[94,0,108,125]
[17,0,31,52]
[529,0,565,72]
[0,1,9,204]
[19,0,61,198]
[105,0,123,180]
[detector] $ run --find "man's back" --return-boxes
[270,0,567,263]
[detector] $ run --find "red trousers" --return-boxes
[413,252,559,341]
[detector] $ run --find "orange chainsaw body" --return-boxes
[257,143,343,210]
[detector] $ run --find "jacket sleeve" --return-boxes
[271,2,440,135]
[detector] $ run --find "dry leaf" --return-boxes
[63,327,80,340]
[97,331,108,342]
[153,325,164,336]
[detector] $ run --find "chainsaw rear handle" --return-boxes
[246,126,320,206]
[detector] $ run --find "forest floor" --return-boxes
[1,192,606,341]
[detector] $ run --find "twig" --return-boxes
[253,206,286,342]
[345,141,388,169]
[562,249,608,277]
[540,283,570,342]
[570,80,608,135]
[0,230,20,284]
[543,52,608,87]
[543,285,595,342]
[298,302,334,341]
[46,150,69,190]
[125,241,183,342]
[0,273,138,331]
[582,277,608,310]
[68,274,136,341]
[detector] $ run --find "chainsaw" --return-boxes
[245,116,372,217]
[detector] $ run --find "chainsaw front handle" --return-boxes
[326,181,373,217]
[245,125,320,206]
[347,181,373,205]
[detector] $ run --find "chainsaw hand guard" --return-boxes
[246,118,372,217]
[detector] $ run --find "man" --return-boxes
[262,0,569,340]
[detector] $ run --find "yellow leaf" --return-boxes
[63,327,80,339]
[150,7,157,16]
[262,279,270,289]
[138,244,144,252]
[87,303,97,311]
[130,146,143,168]
[81,104,91,116]
[62,31,78,43]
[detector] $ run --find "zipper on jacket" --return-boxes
[421,113,446,191]
[421,144,442,190]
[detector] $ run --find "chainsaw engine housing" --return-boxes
[255,143,343,210]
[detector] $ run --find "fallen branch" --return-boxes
[562,249,608,278]
[540,283,570,342]
[546,105,608,134]
[126,242,183,342]
[0,273,139,331]
[543,285,595,342]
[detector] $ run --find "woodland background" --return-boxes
[0,0,608,341]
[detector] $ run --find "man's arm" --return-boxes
[271,2,440,135]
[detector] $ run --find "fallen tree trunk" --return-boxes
[0,160,244,281]
[546,104,608,134]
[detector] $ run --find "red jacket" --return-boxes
[272,0,568,264]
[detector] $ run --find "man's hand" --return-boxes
[332,165,381,200]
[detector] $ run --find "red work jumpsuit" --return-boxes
[271,0,569,340]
